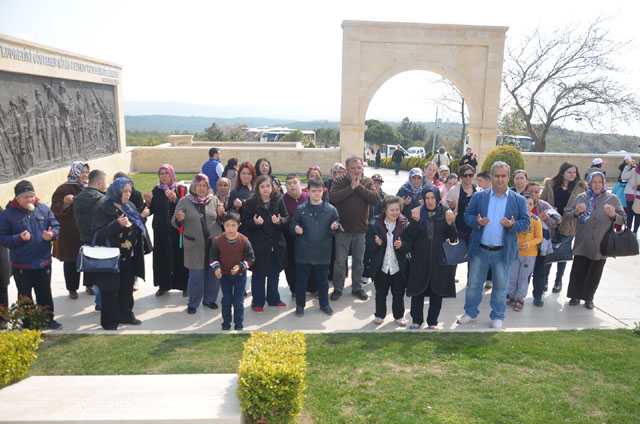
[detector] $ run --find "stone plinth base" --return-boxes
[0,374,243,423]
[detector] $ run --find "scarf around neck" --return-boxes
[156,164,177,191]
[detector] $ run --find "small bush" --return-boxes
[0,296,50,330]
[237,331,307,424]
[481,146,526,184]
[0,329,42,388]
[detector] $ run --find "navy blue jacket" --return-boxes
[0,200,60,269]
[365,214,411,281]
[290,200,341,265]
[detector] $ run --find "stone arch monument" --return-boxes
[339,21,508,163]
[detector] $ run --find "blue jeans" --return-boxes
[296,263,329,308]
[94,284,102,309]
[221,274,247,329]
[545,261,567,284]
[187,268,220,308]
[464,248,512,320]
[251,252,282,307]
[394,161,401,175]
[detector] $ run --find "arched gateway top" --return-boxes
[339,20,508,164]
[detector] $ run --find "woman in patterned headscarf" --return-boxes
[144,164,189,297]
[564,171,625,310]
[172,174,224,314]
[51,161,90,299]
[92,177,151,330]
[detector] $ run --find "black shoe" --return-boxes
[187,307,197,314]
[352,290,368,301]
[128,318,142,325]
[543,284,548,292]
[156,289,168,297]
[330,290,342,301]
[182,290,188,297]
[221,325,231,331]
[533,298,544,307]
[584,301,594,310]
[48,319,63,330]
[552,282,562,293]
[321,305,334,315]
[568,298,580,306]
[203,301,218,310]
[296,306,304,317]
[234,326,243,331]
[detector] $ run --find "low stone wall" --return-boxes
[0,151,132,204]
[130,146,341,175]
[521,152,637,180]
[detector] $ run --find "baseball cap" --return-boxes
[592,158,605,165]
[371,174,384,182]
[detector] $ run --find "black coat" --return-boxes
[365,214,411,282]
[405,206,457,297]
[241,196,289,274]
[148,186,188,290]
[91,200,151,290]
[0,207,10,288]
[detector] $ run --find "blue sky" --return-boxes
[1,0,638,134]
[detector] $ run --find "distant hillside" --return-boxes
[124,115,294,132]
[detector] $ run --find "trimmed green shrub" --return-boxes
[0,329,42,388]
[450,159,461,175]
[237,331,307,424]
[481,146,526,184]
[0,296,50,330]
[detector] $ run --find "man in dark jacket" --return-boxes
[391,146,404,175]
[329,157,379,301]
[291,178,342,316]
[0,180,62,329]
[460,147,478,168]
[74,169,107,310]
[0,206,11,329]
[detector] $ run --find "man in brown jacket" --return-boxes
[329,156,379,301]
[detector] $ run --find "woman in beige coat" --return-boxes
[172,174,224,314]
[540,162,586,293]
[564,172,625,309]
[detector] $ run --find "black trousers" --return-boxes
[99,264,136,330]
[12,266,54,319]
[63,261,82,292]
[284,235,317,294]
[0,283,8,323]
[410,286,443,327]
[567,255,606,302]
[374,271,405,320]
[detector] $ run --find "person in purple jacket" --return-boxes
[0,180,62,329]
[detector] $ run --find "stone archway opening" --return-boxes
[339,21,508,164]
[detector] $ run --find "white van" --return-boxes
[406,147,426,158]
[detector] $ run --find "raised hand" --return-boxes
[175,210,186,223]
[253,214,264,225]
[403,196,412,205]
[603,204,616,218]
[445,210,456,226]
[233,198,243,209]
[500,216,515,228]
[393,238,402,249]
[231,265,240,276]
[574,203,587,215]
[374,235,383,246]
[540,211,549,221]
[143,191,153,204]
[140,207,150,219]
[271,214,281,224]
[330,221,339,231]
[42,226,54,241]
[215,268,222,279]
[411,207,421,222]
[477,214,490,226]
[295,225,304,235]
[63,194,74,208]
[217,204,225,217]
[165,189,177,203]
[117,215,130,227]
[19,230,31,241]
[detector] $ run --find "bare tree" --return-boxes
[435,78,468,154]
[503,18,640,152]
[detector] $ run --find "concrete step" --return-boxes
[0,374,243,423]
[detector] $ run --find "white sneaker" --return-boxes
[491,319,503,329]
[457,314,477,324]
[373,317,383,325]
[395,318,407,327]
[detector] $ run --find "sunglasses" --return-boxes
[462,173,474,178]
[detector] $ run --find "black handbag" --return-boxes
[600,224,639,258]
[439,238,469,266]
[544,234,573,263]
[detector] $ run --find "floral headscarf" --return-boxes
[105,177,146,236]
[307,166,322,179]
[579,171,607,226]
[66,161,89,186]
[403,168,424,197]
[330,163,345,179]
[187,173,213,205]
[156,164,177,191]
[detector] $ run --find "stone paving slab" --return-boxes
[0,374,242,423]
[6,165,640,334]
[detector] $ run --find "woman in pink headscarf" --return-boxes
[144,164,189,296]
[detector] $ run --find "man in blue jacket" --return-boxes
[458,162,530,329]
[291,178,342,316]
[0,180,62,329]
[201,147,223,193]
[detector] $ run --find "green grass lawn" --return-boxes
[29,330,640,423]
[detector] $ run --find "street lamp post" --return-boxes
[574,117,583,153]
[431,106,440,156]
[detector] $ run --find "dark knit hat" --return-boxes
[14,180,35,198]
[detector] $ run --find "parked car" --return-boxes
[407,147,426,158]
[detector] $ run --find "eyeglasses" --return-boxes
[462,173,474,178]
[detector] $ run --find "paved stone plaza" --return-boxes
[7,165,639,334]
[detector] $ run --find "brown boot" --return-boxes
[69,291,78,299]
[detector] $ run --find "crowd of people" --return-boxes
[0,147,637,331]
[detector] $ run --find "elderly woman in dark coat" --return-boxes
[51,161,90,299]
[172,174,224,314]
[92,178,150,330]
[144,164,189,297]
[405,184,457,330]
[0,206,10,329]
[564,172,626,309]
[241,175,289,312]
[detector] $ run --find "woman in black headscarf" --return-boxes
[92,177,151,330]
[405,184,457,330]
